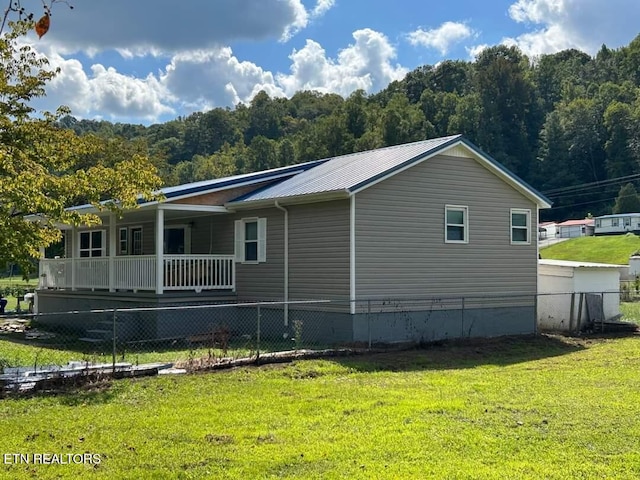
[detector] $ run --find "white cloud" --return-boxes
[277,29,408,97]
[40,0,310,54]
[407,21,475,55]
[160,48,285,110]
[312,0,336,18]
[466,43,489,59]
[504,0,640,56]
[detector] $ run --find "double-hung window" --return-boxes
[79,230,105,257]
[510,209,531,244]
[235,218,267,263]
[445,205,468,243]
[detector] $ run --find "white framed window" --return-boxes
[234,218,267,263]
[511,209,531,244]
[613,218,619,227]
[625,217,631,227]
[131,227,143,255]
[119,228,128,255]
[445,205,468,244]
[78,230,106,257]
[595,219,601,228]
[119,226,143,255]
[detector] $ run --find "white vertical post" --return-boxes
[71,226,77,291]
[108,213,116,292]
[155,207,164,294]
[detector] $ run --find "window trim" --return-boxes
[510,208,531,245]
[235,217,267,264]
[119,228,128,255]
[78,229,106,258]
[444,205,469,244]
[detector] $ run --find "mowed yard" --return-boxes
[1,335,640,479]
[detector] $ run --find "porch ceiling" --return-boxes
[62,204,229,228]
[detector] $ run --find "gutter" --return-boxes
[274,200,289,326]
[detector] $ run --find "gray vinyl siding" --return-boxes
[355,154,538,299]
[288,200,350,302]
[233,208,285,301]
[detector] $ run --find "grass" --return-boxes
[0,276,38,312]
[1,334,640,479]
[540,234,640,264]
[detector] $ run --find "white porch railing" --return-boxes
[39,255,235,292]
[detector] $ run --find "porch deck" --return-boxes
[39,255,235,293]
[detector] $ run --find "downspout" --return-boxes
[275,200,289,326]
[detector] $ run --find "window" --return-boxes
[235,218,267,263]
[613,218,619,227]
[79,230,105,257]
[625,217,631,227]
[119,228,128,255]
[511,209,531,244]
[445,205,468,243]
[131,227,143,255]
[119,226,143,255]
[595,219,601,228]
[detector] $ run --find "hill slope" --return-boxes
[540,234,640,265]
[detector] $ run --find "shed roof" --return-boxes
[228,135,551,208]
[539,259,625,269]
[556,219,594,227]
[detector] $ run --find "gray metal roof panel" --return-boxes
[232,135,461,203]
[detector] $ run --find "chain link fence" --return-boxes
[0,292,637,393]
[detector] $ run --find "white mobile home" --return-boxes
[595,213,640,235]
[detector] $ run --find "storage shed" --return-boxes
[537,259,622,332]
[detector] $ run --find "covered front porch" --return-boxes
[38,203,235,294]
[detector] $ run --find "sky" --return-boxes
[15,0,640,125]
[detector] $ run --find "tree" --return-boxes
[0,16,161,275]
[613,183,640,214]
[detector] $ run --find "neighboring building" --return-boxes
[538,259,622,333]
[594,213,640,236]
[556,218,594,238]
[36,134,551,343]
[538,221,558,240]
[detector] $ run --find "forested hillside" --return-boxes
[58,36,640,222]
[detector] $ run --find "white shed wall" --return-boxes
[538,263,620,332]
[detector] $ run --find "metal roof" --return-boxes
[66,158,327,213]
[229,135,551,208]
[596,213,640,219]
[539,259,625,268]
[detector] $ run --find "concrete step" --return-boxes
[85,329,111,336]
[78,337,106,343]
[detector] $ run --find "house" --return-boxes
[556,218,594,238]
[538,221,558,240]
[36,134,551,343]
[538,222,558,240]
[594,213,640,236]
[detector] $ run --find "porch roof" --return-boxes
[65,158,327,216]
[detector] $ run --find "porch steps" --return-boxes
[79,328,112,344]
[78,337,106,344]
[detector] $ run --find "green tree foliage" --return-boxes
[0,20,161,274]
[44,32,640,223]
[613,183,640,214]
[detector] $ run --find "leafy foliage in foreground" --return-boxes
[1,335,640,478]
[0,20,161,275]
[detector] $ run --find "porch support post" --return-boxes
[108,213,116,292]
[155,207,164,294]
[71,226,77,291]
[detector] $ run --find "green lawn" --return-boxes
[1,335,640,479]
[0,276,37,312]
[540,234,640,264]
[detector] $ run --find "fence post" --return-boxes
[256,304,261,361]
[461,297,465,338]
[112,308,117,375]
[367,300,371,349]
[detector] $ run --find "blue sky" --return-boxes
[21,0,640,125]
